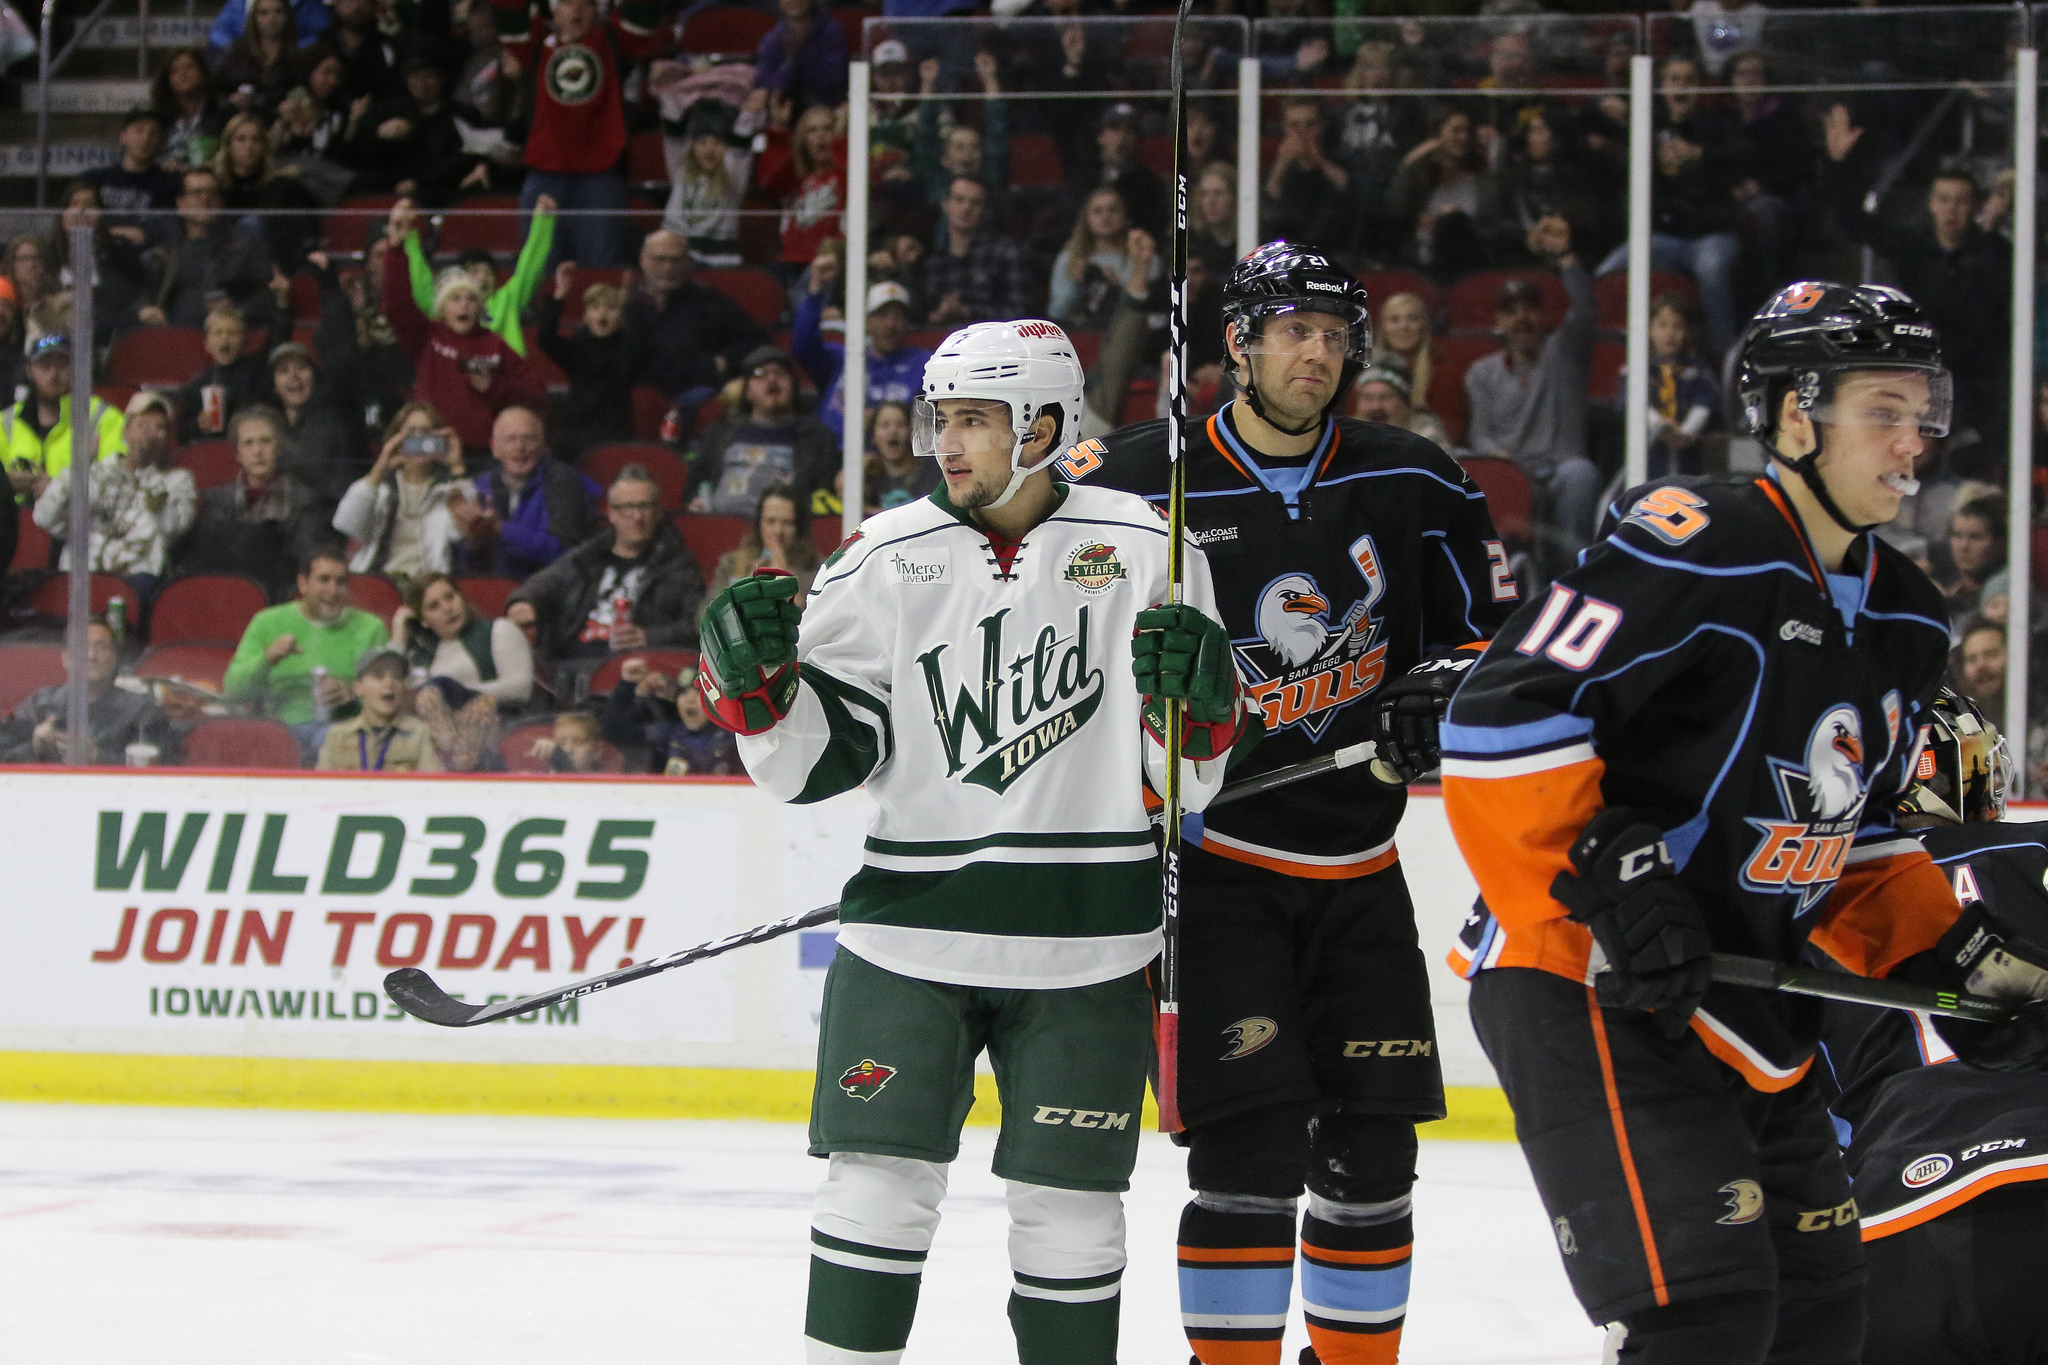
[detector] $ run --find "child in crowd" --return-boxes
[1643,291,1721,478]
[660,96,762,268]
[173,302,267,441]
[756,103,846,281]
[649,670,739,776]
[316,648,442,772]
[401,194,557,356]
[534,265,646,458]
[382,199,543,454]
[534,710,609,773]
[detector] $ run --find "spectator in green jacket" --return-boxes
[223,543,390,757]
[401,193,557,356]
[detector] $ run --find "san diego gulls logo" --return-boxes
[839,1058,896,1101]
[1740,704,1872,909]
[1232,534,1389,740]
[918,606,1105,794]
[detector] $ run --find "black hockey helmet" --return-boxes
[1896,687,2010,826]
[1223,241,1373,435]
[1733,280,1952,533]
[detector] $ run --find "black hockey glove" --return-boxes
[1368,649,1478,785]
[1133,603,1242,760]
[697,569,803,735]
[1914,907,2048,1073]
[1549,808,1713,1033]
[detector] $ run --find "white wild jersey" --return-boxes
[739,483,1227,989]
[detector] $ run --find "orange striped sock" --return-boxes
[1179,1200,1294,1365]
[1300,1209,1410,1365]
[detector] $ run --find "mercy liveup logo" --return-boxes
[1064,542,1126,595]
[839,1058,897,1101]
[917,605,1104,794]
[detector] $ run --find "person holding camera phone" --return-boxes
[332,400,469,582]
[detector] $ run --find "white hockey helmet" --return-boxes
[914,319,1085,509]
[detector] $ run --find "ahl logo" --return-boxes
[1064,542,1127,595]
[1718,1179,1764,1225]
[1779,619,1824,646]
[839,1058,897,1101]
[1233,536,1390,740]
[918,605,1105,793]
[1740,704,1872,909]
[1220,1017,1277,1060]
[1902,1153,1954,1188]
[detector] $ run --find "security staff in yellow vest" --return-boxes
[2,334,125,505]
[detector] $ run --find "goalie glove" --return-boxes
[697,569,803,735]
[1368,648,1479,785]
[1915,906,2048,1073]
[1133,602,1243,760]
[1549,807,1714,1034]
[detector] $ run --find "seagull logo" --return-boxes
[1233,570,1386,740]
[1741,704,1876,909]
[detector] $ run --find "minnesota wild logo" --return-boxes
[1064,542,1126,595]
[839,1058,896,1101]
[917,605,1104,793]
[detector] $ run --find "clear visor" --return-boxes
[911,396,1016,460]
[1246,303,1373,368]
[1984,730,2014,821]
[1810,369,1954,438]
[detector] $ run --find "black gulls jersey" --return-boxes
[1442,474,1963,1090]
[1820,820,2048,1238]
[1060,405,1517,878]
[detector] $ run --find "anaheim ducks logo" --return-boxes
[1718,1179,1764,1225]
[838,1058,897,1101]
[1220,1017,1278,1060]
[1233,536,1390,741]
[1064,542,1126,595]
[1741,704,1873,910]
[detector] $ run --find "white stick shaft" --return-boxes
[841,60,872,542]
[1235,57,1260,259]
[2006,47,2036,800]
[1623,54,1652,491]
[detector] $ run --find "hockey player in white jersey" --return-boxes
[696,319,1248,1364]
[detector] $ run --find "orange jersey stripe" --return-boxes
[1755,477,1826,590]
[1441,756,1606,980]
[1808,849,1961,979]
[1198,835,1400,881]
[1299,1243,1412,1267]
[1177,1245,1297,1265]
[1862,1159,2048,1240]
[1687,1010,1814,1093]
[1587,986,1670,1307]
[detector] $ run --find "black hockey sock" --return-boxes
[1614,1289,1776,1365]
[1765,1286,1864,1365]
[1179,1198,1297,1365]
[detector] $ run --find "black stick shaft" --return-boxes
[1710,953,2012,1023]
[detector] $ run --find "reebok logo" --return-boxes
[1032,1107,1130,1130]
[1305,279,1341,292]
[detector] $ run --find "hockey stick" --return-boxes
[1154,0,1199,1134]
[1710,953,2014,1024]
[383,741,1379,1028]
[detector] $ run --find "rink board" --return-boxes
[0,771,1509,1136]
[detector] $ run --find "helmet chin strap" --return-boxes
[1237,352,1359,439]
[982,431,1054,511]
[1772,425,1882,536]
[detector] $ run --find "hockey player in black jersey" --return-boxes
[1061,240,1519,1365]
[1441,281,2048,1365]
[1817,689,2048,1364]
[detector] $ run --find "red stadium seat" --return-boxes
[1359,271,1439,319]
[2034,526,2048,592]
[176,441,241,490]
[1589,340,1625,404]
[632,386,671,440]
[680,4,775,53]
[1445,271,1570,332]
[94,384,138,414]
[832,7,867,54]
[323,194,399,255]
[11,505,50,573]
[694,396,727,434]
[1008,134,1063,189]
[675,513,750,584]
[436,195,523,256]
[1138,134,1173,176]
[108,328,209,387]
[1121,379,1159,427]
[589,648,699,695]
[288,270,322,321]
[582,443,693,509]
[134,643,235,691]
[455,576,520,620]
[184,717,303,769]
[1459,456,1534,549]
[149,574,270,644]
[814,518,848,557]
[1594,270,1701,330]
[699,267,787,327]
[347,574,404,623]
[0,643,66,716]
[627,130,669,187]
[1430,335,1503,445]
[22,572,135,620]
[1068,330,1102,372]
[739,194,782,266]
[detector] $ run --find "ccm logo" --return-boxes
[1793,1199,1859,1233]
[1964,1138,2027,1161]
[1343,1039,1433,1058]
[1618,844,1668,882]
[1893,323,1934,337]
[1032,1107,1131,1129]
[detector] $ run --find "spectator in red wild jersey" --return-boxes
[490,0,666,268]
[756,103,846,281]
[381,200,544,455]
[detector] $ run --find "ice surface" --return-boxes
[0,1104,1602,1363]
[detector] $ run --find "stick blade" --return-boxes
[383,968,491,1027]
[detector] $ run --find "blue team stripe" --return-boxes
[1177,1266,1295,1316]
[1605,535,1817,581]
[1316,466,1485,499]
[1299,1260,1411,1314]
[1860,608,1952,636]
[1440,714,1595,755]
[1425,532,1480,637]
[1933,840,2048,865]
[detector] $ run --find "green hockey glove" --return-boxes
[1134,602,1243,760]
[697,569,804,735]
